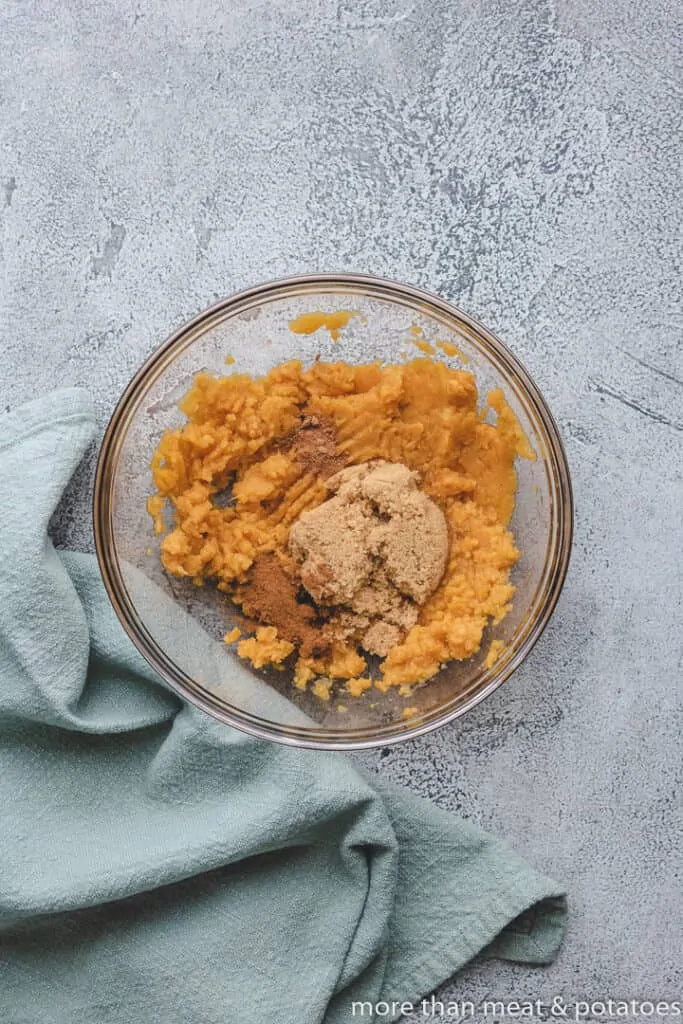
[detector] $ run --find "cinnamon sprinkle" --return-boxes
[239,553,330,658]
[282,414,347,480]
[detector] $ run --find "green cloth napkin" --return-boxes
[0,389,566,1024]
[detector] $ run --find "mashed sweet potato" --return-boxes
[148,358,532,692]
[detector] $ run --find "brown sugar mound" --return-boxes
[328,461,449,603]
[288,461,449,656]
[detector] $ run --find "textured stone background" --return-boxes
[1,0,681,1016]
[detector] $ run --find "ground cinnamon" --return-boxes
[285,414,347,479]
[239,553,330,658]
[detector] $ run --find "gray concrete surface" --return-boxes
[1,0,681,1017]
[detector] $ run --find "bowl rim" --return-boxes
[93,272,574,750]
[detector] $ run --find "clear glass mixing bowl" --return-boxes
[94,274,573,749]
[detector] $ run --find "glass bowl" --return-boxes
[94,274,573,749]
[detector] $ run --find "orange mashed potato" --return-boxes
[148,358,532,691]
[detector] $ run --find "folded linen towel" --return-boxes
[0,389,566,1024]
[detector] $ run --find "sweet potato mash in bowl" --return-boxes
[94,274,573,749]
